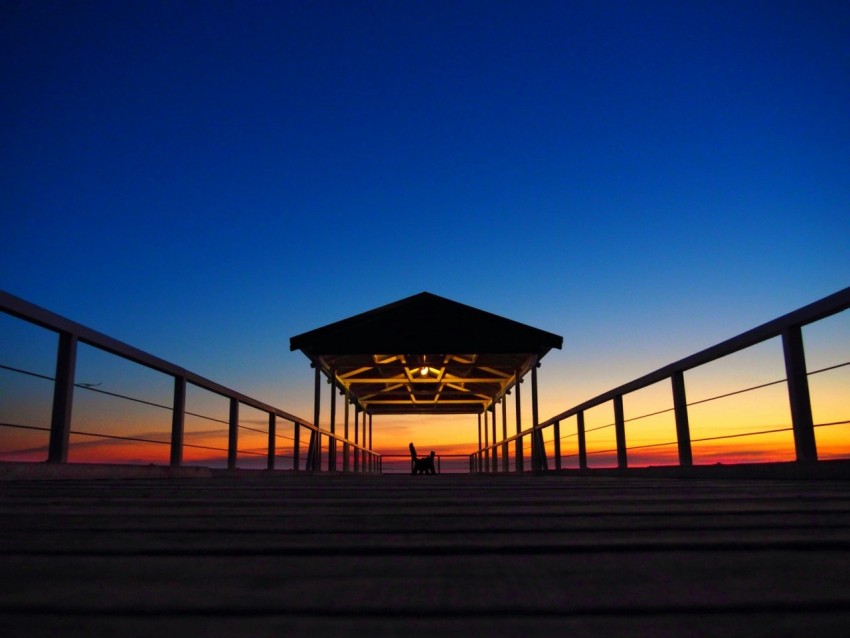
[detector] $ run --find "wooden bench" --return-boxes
[409,443,436,475]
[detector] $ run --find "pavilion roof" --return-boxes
[290,292,563,415]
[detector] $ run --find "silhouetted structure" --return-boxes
[409,443,436,474]
[290,292,563,472]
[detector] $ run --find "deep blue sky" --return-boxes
[2,1,848,423]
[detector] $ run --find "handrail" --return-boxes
[0,289,379,471]
[473,286,850,470]
[0,290,312,428]
[541,286,850,429]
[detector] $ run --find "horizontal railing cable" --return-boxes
[0,422,50,433]
[689,425,793,445]
[555,360,849,445]
[0,363,54,380]
[809,360,850,375]
[813,419,850,429]
[0,364,339,460]
[1,361,373,451]
[686,377,787,408]
[1,362,232,425]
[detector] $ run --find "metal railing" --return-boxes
[473,286,850,472]
[0,290,380,472]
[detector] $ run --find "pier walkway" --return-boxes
[2,472,850,636]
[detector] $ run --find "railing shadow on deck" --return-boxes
[472,286,850,475]
[0,290,380,474]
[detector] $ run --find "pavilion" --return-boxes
[289,292,563,472]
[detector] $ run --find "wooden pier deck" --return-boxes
[2,472,850,636]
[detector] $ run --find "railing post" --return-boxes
[671,370,693,467]
[48,331,77,464]
[228,398,239,470]
[783,325,817,462]
[529,430,536,470]
[577,410,587,470]
[363,412,369,472]
[343,387,350,472]
[614,394,627,469]
[309,365,321,472]
[515,373,523,472]
[267,413,276,470]
[477,412,482,472]
[293,421,300,470]
[553,420,561,471]
[532,364,547,471]
[501,396,508,472]
[353,406,360,472]
[329,370,336,472]
[170,375,186,467]
[483,406,490,471]
[491,404,498,472]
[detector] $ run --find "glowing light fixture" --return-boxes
[419,366,430,377]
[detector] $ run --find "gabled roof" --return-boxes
[290,292,563,357]
[290,293,562,416]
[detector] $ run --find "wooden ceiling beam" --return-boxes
[343,376,507,384]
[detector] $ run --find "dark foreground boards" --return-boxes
[1,472,849,637]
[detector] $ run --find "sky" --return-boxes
[1,1,848,468]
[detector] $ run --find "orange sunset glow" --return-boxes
[1,365,847,470]
[1,291,848,471]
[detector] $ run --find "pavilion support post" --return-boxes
[353,406,360,472]
[491,404,498,472]
[531,364,547,472]
[293,421,300,470]
[368,413,373,472]
[227,398,239,470]
[484,407,490,472]
[671,370,693,467]
[515,374,523,472]
[267,413,276,470]
[328,370,336,472]
[365,412,370,473]
[477,412,482,472]
[577,410,587,470]
[614,394,627,470]
[308,365,321,472]
[783,325,817,462]
[306,434,315,471]
[48,331,77,464]
[501,397,508,473]
[532,430,545,472]
[363,412,370,472]
[530,430,537,471]
[170,375,186,468]
[553,420,561,471]
[343,388,350,472]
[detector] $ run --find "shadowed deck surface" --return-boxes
[2,473,850,636]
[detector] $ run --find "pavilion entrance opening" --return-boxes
[289,292,563,473]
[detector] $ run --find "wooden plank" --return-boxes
[1,474,849,635]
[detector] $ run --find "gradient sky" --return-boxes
[2,1,848,463]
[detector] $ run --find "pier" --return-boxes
[2,288,850,633]
[2,472,850,635]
